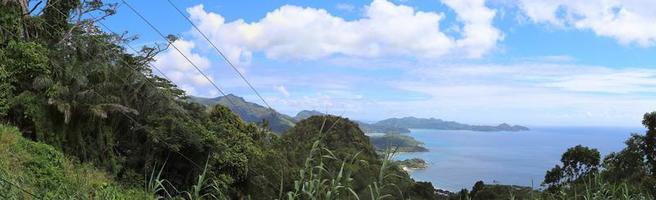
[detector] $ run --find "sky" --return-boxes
[101,0,656,127]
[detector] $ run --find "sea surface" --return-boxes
[394,127,644,192]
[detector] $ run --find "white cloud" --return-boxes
[545,70,656,94]
[517,0,656,46]
[407,63,656,94]
[185,0,501,62]
[153,39,216,96]
[247,61,656,126]
[390,63,656,126]
[442,0,503,57]
[276,85,291,97]
[154,39,211,72]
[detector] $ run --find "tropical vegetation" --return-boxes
[1,0,656,199]
[0,1,438,199]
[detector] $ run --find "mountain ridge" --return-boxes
[190,94,296,133]
[294,110,325,121]
[189,95,529,134]
[374,116,529,132]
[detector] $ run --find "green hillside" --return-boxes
[279,116,440,199]
[1,1,655,199]
[0,125,146,199]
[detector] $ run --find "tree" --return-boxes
[0,1,444,199]
[470,180,485,198]
[602,134,648,183]
[543,165,563,192]
[561,145,600,181]
[643,111,656,176]
[543,145,600,192]
[456,189,469,200]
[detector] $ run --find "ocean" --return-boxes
[394,127,644,192]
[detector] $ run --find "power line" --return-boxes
[92,12,284,189]
[7,5,352,192]
[165,0,275,112]
[119,0,237,107]
[6,2,285,189]
[34,6,205,169]
[96,21,174,82]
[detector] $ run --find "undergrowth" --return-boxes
[0,125,147,199]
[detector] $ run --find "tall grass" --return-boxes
[145,161,170,199]
[279,140,404,200]
[281,140,360,200]
[368,147,402,200]
[538,175,653,200]
[143,155,229,200]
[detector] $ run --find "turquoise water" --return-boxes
[395,127,643,192]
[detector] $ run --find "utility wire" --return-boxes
[6,5,351,193]
[98,5,288,189]
[165,0,275,112]
[94,20,207,170]
[6,2,280,191]
[120,0,237,107]
[41,6,204,169]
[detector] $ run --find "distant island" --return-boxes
[190,95,529,134]
[369,133,428,152]
[366,117,530,133]
[395,158,429,171]
[358,122,412,134]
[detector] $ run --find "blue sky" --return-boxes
[101,0,656,127]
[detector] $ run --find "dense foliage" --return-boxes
[0,125,147,199]
[279,116,440,199]
[0,1,440,199]
[3,1,656,199]
[536,112,656,199]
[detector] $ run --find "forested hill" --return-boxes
[295,111,529,133]
[191,95,528,134]
[0,1,442,197]
[190,95,296,133]
[374,117,530,132]
[293,110,325,121]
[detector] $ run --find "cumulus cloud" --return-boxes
[185,0,501,62]
[517,0,656,46]
[153,39,217,96]
[442,0,502,57]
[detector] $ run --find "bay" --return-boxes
[395,127,643,192]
